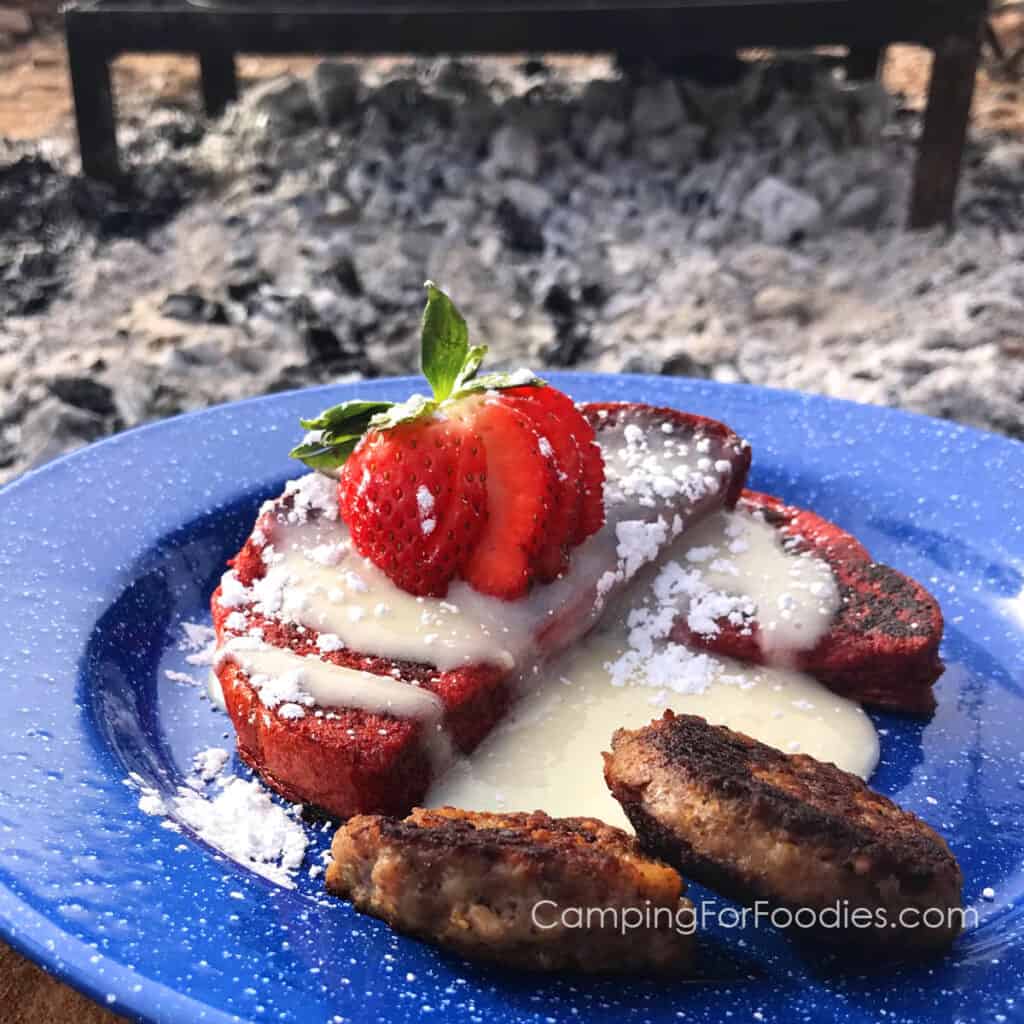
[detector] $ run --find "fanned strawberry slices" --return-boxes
[295,283,605,600]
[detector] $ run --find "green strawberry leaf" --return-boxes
[291,287,546,471]
[420,281,469,401]
[368,393,438,431]
[289,435,362,471]
[299,399,394,433]
[453,369,547,397]
[291,398,396,470]
[452,344,488,393]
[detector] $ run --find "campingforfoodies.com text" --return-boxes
[529,900,977,936]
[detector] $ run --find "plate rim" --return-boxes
[3,373,1022,505]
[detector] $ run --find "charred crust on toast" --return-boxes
[684,490,944,715]
[833,562,937,641]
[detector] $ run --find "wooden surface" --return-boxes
[0,942,123,1023]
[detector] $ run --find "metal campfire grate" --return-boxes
[64,0,990,227]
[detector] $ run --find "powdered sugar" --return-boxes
[192,746,230,781]
[602,417,733,510]
[137,788,167,817]
[616,518,670,579]
[224,611,247,631]
[593,511,688,609]
[308,541,348,567]
[316,632,345,653]
[180,622,216,652]
[605,506,839,691]
[218,572,252,609]
[415,485,437,536]
[656,558,755,637]
[165,669,201,686]
[606,556,749,693]
[608,642,719,694]
[283,472,339,524]
[248,665,315,713]
[178,621,219,667]
[133,752,309,888]
[504,366,540,387]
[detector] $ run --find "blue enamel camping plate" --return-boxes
[0,373,1022,1024]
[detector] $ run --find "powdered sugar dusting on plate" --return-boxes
[178,621,219,667]
[133,752,308,888]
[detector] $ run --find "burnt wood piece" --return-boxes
[63,0,990,228]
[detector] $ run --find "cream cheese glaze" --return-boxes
[429,510,878,829]
[428,642,878,831]
[212,640,454,773]
[217,637,446,722]
[232,514,617,673]
[674,507,839,658]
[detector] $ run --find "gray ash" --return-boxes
[2,56,1023,485]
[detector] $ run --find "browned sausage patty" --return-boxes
[604,712,963,951]
[326,806,695,973]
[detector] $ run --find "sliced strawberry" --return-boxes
[338,419,487,597]
[502,386,582,581]
[529,387,604,544]
[508,385,604,545]
[457,396,559,600]
[421,421,488,587]
[575,429,605,543]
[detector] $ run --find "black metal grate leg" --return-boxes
[199,48,239,118]
[66,26,120,182]
[908,25,982,229]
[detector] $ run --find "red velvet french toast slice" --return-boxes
[210,285,752,818]
[672,490,944,714]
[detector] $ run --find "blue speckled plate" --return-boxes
[1,374,1022,1024]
